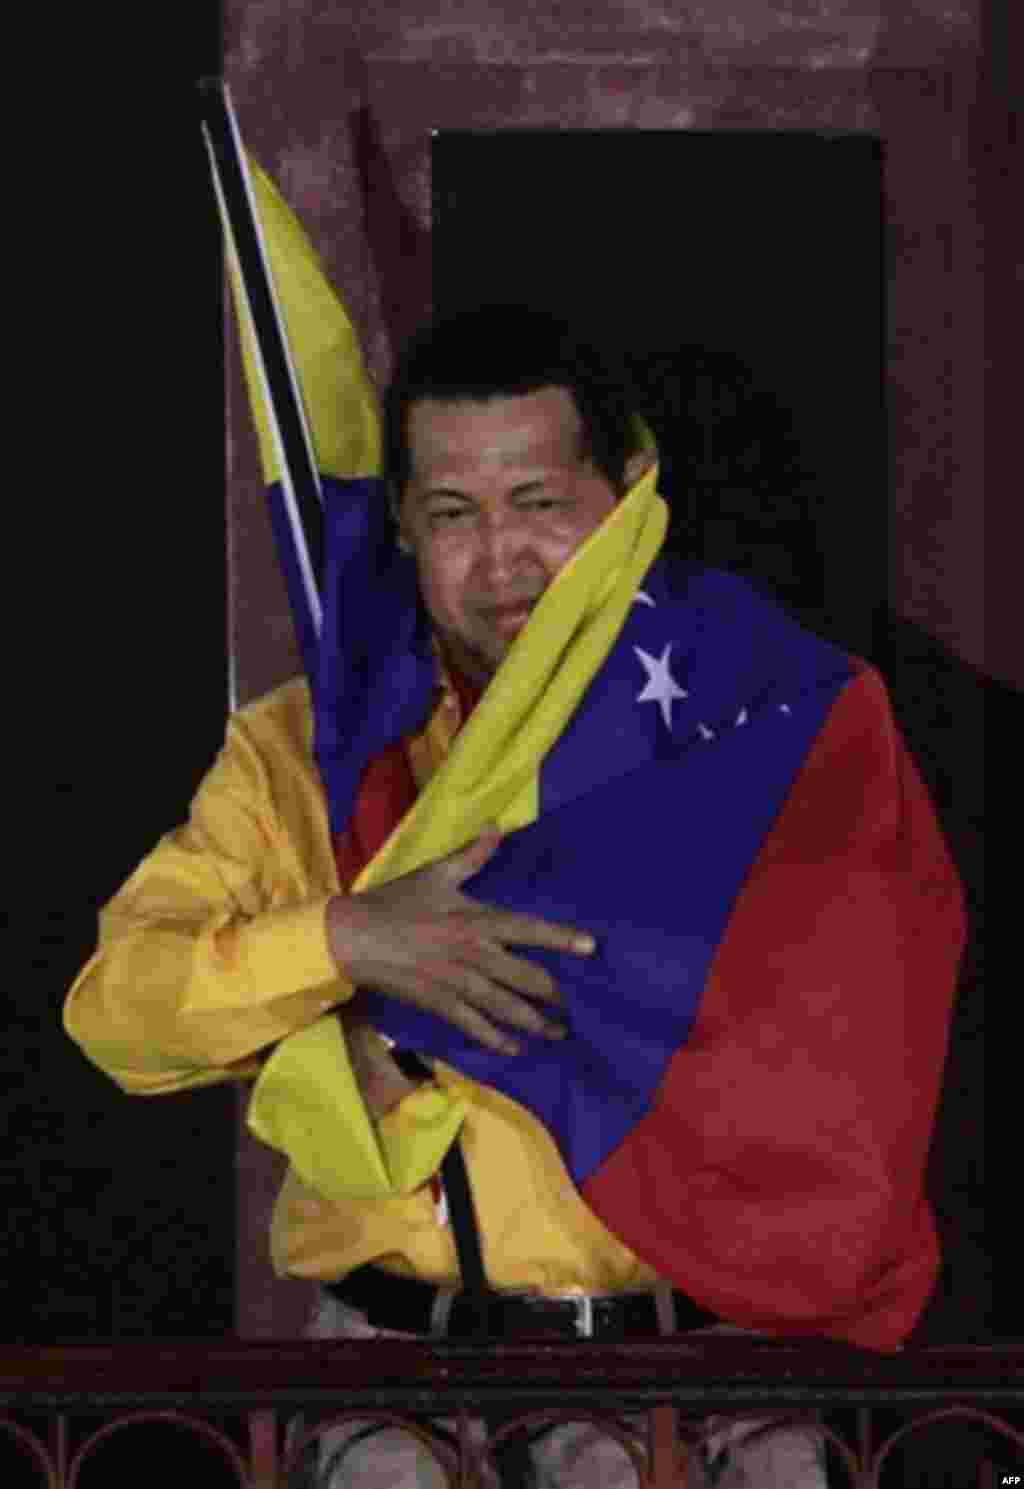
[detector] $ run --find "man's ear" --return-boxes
[396,516,414,554]
[622,449,655,491]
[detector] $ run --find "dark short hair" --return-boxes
[383,304,639,503]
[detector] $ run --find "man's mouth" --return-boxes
[484,601,537,634]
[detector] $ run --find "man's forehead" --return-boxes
[407,389,583,477]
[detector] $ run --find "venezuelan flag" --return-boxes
[205,86,965,1348]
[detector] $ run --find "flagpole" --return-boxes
[197,76,324,638]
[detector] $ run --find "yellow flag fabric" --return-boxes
[222,155,668,1206]
[246,1015,475,1201]
[223,159,382,483]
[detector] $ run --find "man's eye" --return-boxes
[524,498,559,511]
[431,509,469,524]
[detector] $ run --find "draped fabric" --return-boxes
[222,156,965,1349]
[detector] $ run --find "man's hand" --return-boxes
[326,825,595,1055]
[340,1008,419,1118]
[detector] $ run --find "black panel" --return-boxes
[8,3,233,1342]
[433,130,884,659]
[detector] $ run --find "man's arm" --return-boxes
[64,684,350,1095]
[65,677,595,1101]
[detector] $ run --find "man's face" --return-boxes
[398,386,646,686]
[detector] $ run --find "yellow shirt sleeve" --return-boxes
[63,668,659,1292]
[63,677,351,1095]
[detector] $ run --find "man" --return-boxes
[65,181,964,1486]
[327,318,654,1068]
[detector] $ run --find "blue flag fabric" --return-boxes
[268,475,435,836]
[353,543,854,1185]
[273,473,855,1187]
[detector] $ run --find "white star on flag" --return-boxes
[634,643,688,730]
[633,589,656,607]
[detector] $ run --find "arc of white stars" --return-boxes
[634,642,688,731]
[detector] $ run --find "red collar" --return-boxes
[446,660,485,724]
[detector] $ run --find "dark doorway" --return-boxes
[432,130,884,659]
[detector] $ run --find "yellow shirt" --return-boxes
[64,672,661,1295]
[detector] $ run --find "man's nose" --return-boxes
[472,512,532,578]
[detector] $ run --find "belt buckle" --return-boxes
[568,1293,594,1338]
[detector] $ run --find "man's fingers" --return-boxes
[448,1000,521,1056]
[479,944,564,1007]
[455,963,566,1040]
[434,834,598,961]
[477,909,597,959]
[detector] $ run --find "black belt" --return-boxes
[326,1053,716,1489]
[325,1263,718,1339]
[337,1050,718,1343]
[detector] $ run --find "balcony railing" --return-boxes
[2,1337,1022,1487]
